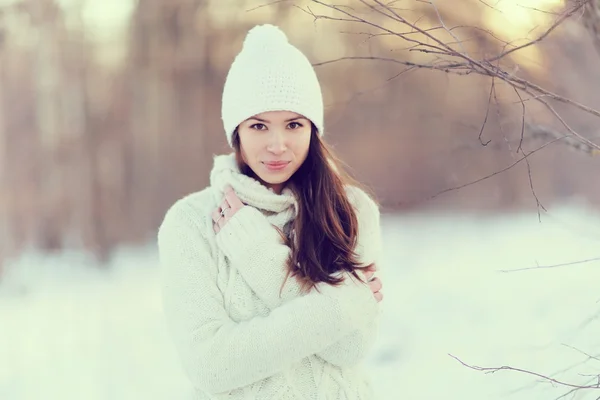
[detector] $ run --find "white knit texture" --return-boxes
[221,24,325,147]
[158,153,384,399]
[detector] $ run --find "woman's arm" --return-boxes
[216,185,384,367]
[158,200,378,395]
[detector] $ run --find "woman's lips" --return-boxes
[263,161,290,171]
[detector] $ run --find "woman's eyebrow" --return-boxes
[248,117,269,123]
[248,116,304,123]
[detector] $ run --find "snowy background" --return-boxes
[1,203,599,400]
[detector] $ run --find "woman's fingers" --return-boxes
[368,277,382,293]
[369,276,384,303]
[212,205,227,233]
[211,208,221,223]
[224,185,245,210]
[213,186,244,234]
[219,199,230,213]
[374,292,383,302]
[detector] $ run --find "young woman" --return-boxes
[158,24,384,399]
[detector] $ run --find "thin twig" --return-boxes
[246,0,290,12]
[478,77,494,146]
[524,153,546,221]
[561,344,600,364]
[424,134,565,201]
[498,256,600,273]
[449,354,600,391]
[512,86,526,154]
[428,0,469,55]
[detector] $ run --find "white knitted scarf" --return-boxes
[209,153,299,231]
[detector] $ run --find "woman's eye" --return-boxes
[250,123,267,130]
[288,122,303,129]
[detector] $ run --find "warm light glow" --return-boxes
[482,0,566,73]
[55,0,136,68]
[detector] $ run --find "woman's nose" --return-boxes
[266,131,287,153]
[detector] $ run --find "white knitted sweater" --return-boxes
[157,153,384,400]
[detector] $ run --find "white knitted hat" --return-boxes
[221,24,324,147]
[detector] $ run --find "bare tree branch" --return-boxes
[422,134,565,202]
[478,77,494,146]
[581,0,600,54]
[427,0,469,55]
[295,0,600,213]
[524,153,547,222]
[305,0,600,153]
[527,123,600,156]
[512,86,527,154]
[246,0,290,12]
[561,344,600,364]
[449,354,600,391]
[498,256,600,273]
[485,2,584,63]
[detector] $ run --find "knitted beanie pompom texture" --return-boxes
[243,24,288,49]
[221,24,325,147]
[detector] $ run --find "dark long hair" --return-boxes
[232,124,376,293]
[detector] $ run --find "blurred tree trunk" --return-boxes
[74,2,110,263]
[62,2,88,251]
[0,22,7,273]
[32,0,64,252]
[129,0,170,239]
[128,0,209,236]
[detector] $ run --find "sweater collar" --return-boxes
[209,153,298,227]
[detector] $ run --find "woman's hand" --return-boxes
[363,263,383,303]
[212,185,245,234]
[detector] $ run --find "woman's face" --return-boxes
[237,110,312,194]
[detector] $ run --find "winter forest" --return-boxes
[1,0,600,399]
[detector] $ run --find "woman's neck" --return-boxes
[245,168,285,195]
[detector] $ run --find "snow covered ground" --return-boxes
[1,203,599,400]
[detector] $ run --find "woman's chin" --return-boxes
[252,168,292,187]
[254,165,292,182]
[257,174,288,185]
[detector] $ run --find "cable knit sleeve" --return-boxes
[158,200,379,395]
[216,185,383,367]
